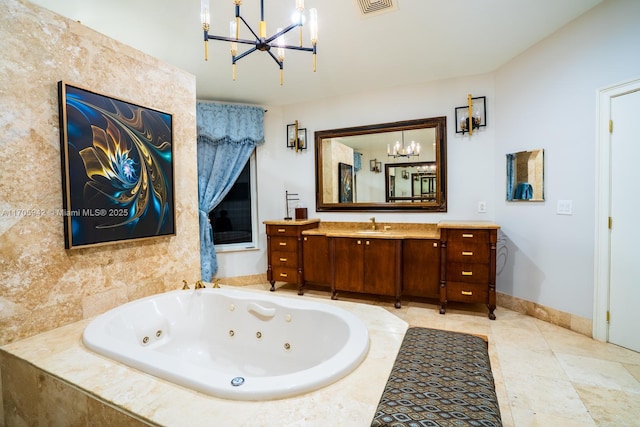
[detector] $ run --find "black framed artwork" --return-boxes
[338,162,353,203]
[57,81,175,249]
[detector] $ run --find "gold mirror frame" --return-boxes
[315,117,447,211]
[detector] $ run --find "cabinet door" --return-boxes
[402,239,440,298]
[303,235,330,286]
[363,239,399,297]
[332,238,364,293]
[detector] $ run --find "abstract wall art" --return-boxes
[338,162,353,203]
[58,82,175,248]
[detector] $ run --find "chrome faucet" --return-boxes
[369,217,376,230]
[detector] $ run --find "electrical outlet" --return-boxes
[478,201,487,213]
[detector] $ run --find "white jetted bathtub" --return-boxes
[82,287,370,400]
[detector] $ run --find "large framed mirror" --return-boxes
[506,149,544,201]
[315,117,447,211]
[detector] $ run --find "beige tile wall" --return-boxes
[0,0,201,346]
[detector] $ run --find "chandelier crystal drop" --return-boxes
[201,0,318,85]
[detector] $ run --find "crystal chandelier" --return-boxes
[201,0,318,85]
[387,131,421,159]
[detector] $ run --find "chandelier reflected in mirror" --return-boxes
[201,0,318,85]
[387,131,421,159]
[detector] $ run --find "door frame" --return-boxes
[593,76,640,341]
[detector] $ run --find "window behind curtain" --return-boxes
[209,151,258,251]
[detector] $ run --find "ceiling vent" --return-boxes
[356,0,398,16]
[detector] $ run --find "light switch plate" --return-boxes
[557,200,573,215]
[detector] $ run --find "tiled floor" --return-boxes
[268,283,640,427]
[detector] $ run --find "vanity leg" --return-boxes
[394,299,401,309]
[331,291,338,300]
[269,280,275,292]
[439,305,446,315]
[488,306,496,320]
[297,285,304,296]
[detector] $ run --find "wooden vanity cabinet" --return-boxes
[402,239,440,299]
[265,220,320,295]
[302,234,331,287]
[439,226,498,319]
[330,237,402,308]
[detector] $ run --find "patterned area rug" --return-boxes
[371,327,502,427]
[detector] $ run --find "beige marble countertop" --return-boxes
[437,220,500,230]
[299,220,499,239]
[1,286,408,427]
[263,218,321,226]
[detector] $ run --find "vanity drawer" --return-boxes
[447,229,489,244]
[272,266,298,282]
[271,251,298,267]
[446,262,489,283]
[446,282,488,303]
[446,244,489,263]
[266,224,299,237]
[269,236,297,252]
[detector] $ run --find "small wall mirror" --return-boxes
[315,117,447,211]
[506,149,544,201]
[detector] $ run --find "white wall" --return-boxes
[216,74,497,277]
[494,0,640,318]
[217,0,639,322]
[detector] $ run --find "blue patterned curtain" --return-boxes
[196,102,264,280]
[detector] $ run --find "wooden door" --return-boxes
[609,89,640,352]
[332,237,364,293]
[363,239,399,297]
[402,239,440,298]
[302,235,330,286]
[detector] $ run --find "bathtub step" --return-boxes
[371,327,502,427]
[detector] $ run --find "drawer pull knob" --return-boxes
[461,290,473,296]
[279,258,288,262]
[462,251,473,256]
[366,241,370,245]
[304,237,307,241]
[462,271,473,276]
[357,240,362,245]
[277,228,286,233]
[462,233,474,238]
[433,242,438,247]
[279,273,288,278]
[279,242,287,246]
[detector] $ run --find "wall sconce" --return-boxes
[369,159,381,173]
[287,120,307,152]
[455,94,486,135]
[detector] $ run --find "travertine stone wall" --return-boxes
[0,0,200,345]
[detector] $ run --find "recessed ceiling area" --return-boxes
[29,0,602,106]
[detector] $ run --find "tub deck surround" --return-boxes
[0,287,408,426]
[81,287,370,400]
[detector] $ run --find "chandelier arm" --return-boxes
[265,49,283,68]
[237,15,261,41]
[264,23,301,44]
[278,44,315,52]
[234,46,259,62]
[207,34,261,46]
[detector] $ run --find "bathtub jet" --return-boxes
[82,287,370,400]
